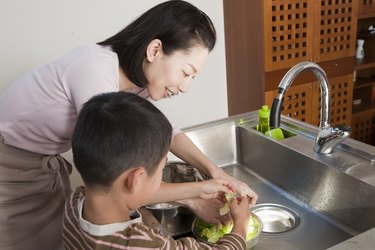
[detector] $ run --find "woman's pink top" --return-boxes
[0,44,179,155]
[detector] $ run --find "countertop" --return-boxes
[327,228,375,250]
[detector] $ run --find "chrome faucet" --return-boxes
[269,61,351,154]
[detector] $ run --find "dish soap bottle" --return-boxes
[257,105,270,134]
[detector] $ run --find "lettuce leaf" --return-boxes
[219,193,236,216]
[196,216,260,243]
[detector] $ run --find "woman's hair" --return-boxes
[98,0,216,88]
[72,92,172,187]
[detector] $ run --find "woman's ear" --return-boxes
[146,39,163,62]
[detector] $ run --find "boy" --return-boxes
[63,92,251,249]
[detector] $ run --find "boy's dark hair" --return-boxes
[72,92,172,187]
[98,0,216,88]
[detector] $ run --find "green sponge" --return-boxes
[265,128,284,140]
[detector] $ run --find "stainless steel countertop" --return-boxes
[327,228,375,250]
[163,111,375,249]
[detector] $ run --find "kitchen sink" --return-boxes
[176,111,375,250]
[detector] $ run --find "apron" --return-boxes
[0,135,72,250]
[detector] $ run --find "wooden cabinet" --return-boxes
[263,0,357,72]
[224,0,356,129]
[351,0,375,144]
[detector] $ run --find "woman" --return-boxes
[0,1,257,249]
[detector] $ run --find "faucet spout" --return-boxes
[269,61,351,154]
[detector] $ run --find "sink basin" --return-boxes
[177,111,375,250]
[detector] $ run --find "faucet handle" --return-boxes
[314,124,352,154]
[333,124,352,135]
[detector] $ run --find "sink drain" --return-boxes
[252,203,300,234]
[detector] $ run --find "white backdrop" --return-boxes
[0,0,228,129]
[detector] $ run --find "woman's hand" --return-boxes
[178,197,232,226]
[212,168,258,207]
[197,179,234,200]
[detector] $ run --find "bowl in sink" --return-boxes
[192,213,263,249]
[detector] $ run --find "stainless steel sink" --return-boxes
[179,111,375,250]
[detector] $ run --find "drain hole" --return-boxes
[252,203,300,234]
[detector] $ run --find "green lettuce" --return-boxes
[196,216,260,243]
[219,193,236,216]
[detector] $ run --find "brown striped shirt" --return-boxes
[63,187,246,250]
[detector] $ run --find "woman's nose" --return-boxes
[179,78,190,93]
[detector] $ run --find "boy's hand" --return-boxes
[230,196,251,222]
[229,196,251,239]
[197,179,234,200]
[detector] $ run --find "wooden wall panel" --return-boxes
[224,0,265,115]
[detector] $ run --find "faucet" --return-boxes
[269,61,351,154]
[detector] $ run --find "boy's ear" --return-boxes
[146,39,163,62]
[125,167,147,193]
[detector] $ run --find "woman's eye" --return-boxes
[182,71,195,79]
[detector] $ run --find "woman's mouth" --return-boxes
[166,87,178,98]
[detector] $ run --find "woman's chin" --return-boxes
[148,94,163,101]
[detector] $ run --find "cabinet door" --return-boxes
[263,0,357,72]
[313,0,358,62]
[351,109,375,144]
[263,0,314,72]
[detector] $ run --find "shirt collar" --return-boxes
[78,197,142,236]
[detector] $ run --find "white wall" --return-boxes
[0,0,228,187]
[0,0,228,129]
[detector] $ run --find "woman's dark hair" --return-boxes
[98,0,216,88]
[72,92,172,187]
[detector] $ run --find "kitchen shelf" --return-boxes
[354,77,375,90]
[352,101,375,114]
[357,32,375,40]
[353,2,375,145]
[355,58,375,70]
[358,12,375,20]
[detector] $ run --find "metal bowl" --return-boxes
[251,203,300,234]
[146,202,196,236]
[192,213,263,250]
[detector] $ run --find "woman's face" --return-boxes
[144,44,209,101]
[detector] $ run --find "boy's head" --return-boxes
[72,92,172,192]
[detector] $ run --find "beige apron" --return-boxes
[0,135,72,250]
